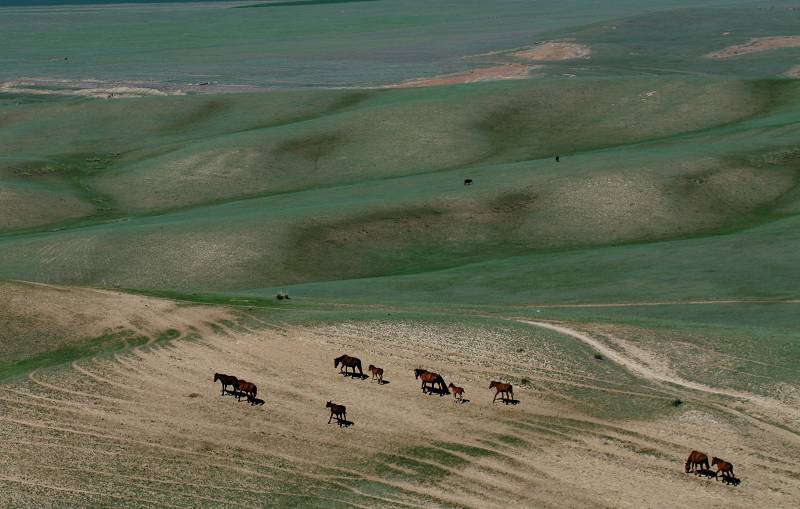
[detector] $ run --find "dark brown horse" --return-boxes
[685,450,710,473]
[367,364,384,384]
[712,457,734,480]
[213,373,239,396]
[237,380,258,403]
[326,401,347,424]
[489,381,514,403]
[335,355,363,377]
[414,368,449,394]
[448,383,465,402]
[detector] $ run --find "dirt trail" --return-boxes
[517,320,800,441]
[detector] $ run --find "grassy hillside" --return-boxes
[1,76,799,295]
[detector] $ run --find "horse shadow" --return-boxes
[423,387,450,397]
[721,476,741,486]
[500,398,521,405]
[335,417,354,428]
[696,469,717,479]
[249,397,265,406]
[340,372,369,380]
[372,379,390,385]
[455,398,470,404]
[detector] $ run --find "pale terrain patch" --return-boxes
[513,41,591,61]
[784,64,800,78]
[707,36,800,59]
[388,64,538,88]
[0,281,234,361]
[1,290,799,507]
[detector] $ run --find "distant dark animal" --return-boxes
[326,401,347,424]
[685,451,710,473]
[237,380,258,403]
[367,365,384,384]
[448,383,465,402]
[489,381,514,403]
[555,156,560,162]
[335,355,363,376]
[464,178,473,186]
[414,369,449,394]
[213,373,239,396]
[712,457,734,480]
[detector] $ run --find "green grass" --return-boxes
[0,329,148,383]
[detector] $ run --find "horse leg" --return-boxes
[493,391,498,403]
[328,411,333,424]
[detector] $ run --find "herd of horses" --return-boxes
[685,450,740,486]
[215,361,740,484]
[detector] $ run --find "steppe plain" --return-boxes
[1,0,800,507]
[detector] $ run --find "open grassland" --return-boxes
[0,77,799,293]
[2,284,800,507]
[2,1,800,506]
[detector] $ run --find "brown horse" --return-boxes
[712,457,734,480]
[335,355,363,377]
[326,401,347,424]
[489,381,514,403]
[237,380,258,403]
[213,373,239,396]
[367,365,384,384]
[448,383,465,402]
[414,368,449,394]
[685,450,710,473]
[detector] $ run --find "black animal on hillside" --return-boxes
[213,373,239,396]
[326,401,347,424]
[334,354,364,377]
[464,178,473,186]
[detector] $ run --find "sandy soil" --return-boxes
[0,79,269,99]
[513,41,591,61]
[0,281,234,361]
[388,64,538,88]
[707,36,800,59]
[1,294,799,507]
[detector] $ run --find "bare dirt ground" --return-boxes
[513,41,591,61]
[1,296,799,507]
[387,64,538,88]
[0,79,268,98]
[0,280,234,361]
[707,36,800,59]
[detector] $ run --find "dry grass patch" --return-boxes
[513,41,591,61]
[707,36,800,59]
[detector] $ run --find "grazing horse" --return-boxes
[464,178,473,186]
[326,401,347,424]
[489,381,514,403]
[334,355,363,377]
[213,373,239,396]
[414,368,449,394]
[237,380,258,403]
[447,383,465,402]
[712,457,734,480]
[367,365,384,384]
[685,450,710,473]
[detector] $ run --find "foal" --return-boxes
[712,457,735,480]
[326,401,347,424]
[447,383,465,402]
[367,365,384,384]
